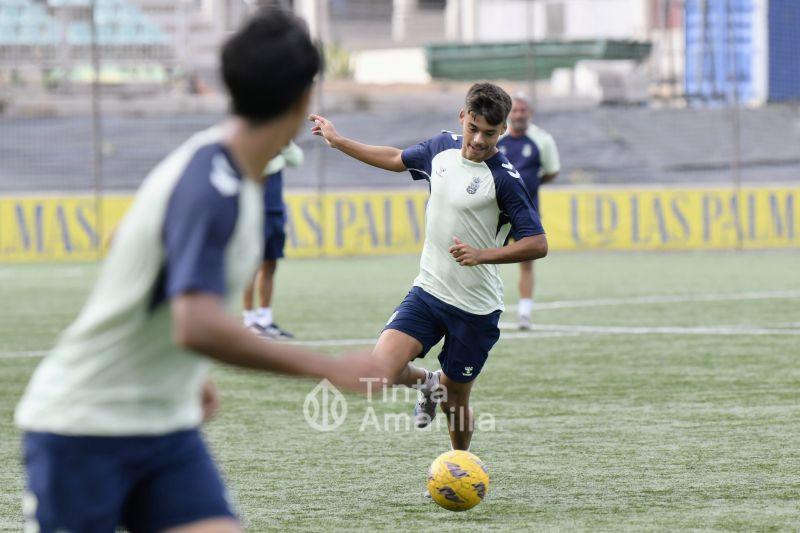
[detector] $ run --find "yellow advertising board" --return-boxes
[542,186,799,251]
[0,195,131,262]
[283,191,428,257]
[0,186,797,262]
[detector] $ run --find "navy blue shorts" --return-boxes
[264,211,287,260]
[384,286,501,383]
[23,429,236,532]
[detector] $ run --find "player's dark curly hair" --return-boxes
[222,9,322,123]
[464,83,513,126]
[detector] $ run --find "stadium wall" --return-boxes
[0,186,797,262]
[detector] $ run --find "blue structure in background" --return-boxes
[684,0,754,104]
[0,0,169,47]
[685,0,800,104]
[768,0,800,102]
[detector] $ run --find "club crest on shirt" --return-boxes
[466,177,481,194]
[522,143,533,158]
[435,166,447,178]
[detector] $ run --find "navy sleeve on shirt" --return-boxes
[490,158,544,239]
[401,132,459,181]
[162,146,240,299]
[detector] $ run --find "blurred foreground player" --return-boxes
[15,10,387,533]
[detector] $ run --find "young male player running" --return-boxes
[310,83,547,452]
[497,92,560,329]
[15,11,387,533]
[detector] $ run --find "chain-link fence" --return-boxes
[0,0,798,258]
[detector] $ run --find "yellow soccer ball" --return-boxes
[426,450,489,511]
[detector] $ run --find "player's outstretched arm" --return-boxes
[309,113,406,172]
[172,293,388,392]
[449,234,548,266]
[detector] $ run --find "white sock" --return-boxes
[256,307,273,327]
[242,310,258,327]
[518,298,533,318]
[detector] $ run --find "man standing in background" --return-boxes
[309,82,548,452]
[243,141,302,339]
[498,92,560,329]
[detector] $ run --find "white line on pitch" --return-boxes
[0,350,48,358]
[498,322,800,336]
[513,290,800,311]
[0,331,582,358]
[291,330,581,347]
[4,289,797,359]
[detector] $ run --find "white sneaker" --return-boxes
[246,323,293,340]
[262,323,294,339]
[245,323,266,335]
[518,315,531,330]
